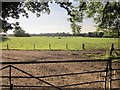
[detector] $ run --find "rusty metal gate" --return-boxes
[0,57,120,90]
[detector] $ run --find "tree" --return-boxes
[1,1,50,32]
[77,1,120,36]
[1,1,120,34]
[14,29,25,37]
[66,1,120,35]
[13,28,30,37]
[71,23,81,35]
[103,29,119,38]
[1,1,85,33]
[97,32,104,37]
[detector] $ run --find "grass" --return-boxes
[0,36,119,50]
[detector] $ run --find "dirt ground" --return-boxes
[1,50,120,90]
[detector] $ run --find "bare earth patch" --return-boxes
[1,50,120,90]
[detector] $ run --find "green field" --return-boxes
[0,36,119,50]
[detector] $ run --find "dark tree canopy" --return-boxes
[1,1,50,32]
[1,1,120,36]
[13,28,30,37]
[84,2,120,35]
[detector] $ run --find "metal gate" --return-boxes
[0,57,120,90]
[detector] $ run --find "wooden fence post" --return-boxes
[66,44,68,50]
[82,44,85,50]
[7,43,9,50]
[49,44,51,50]
[105,58,112,90]
[105,44,114,90]
[110,44,114,56]
[33,44,36,50]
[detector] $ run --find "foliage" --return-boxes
[71,23,81,35]
[13,29,30,37]
[80,1,120,35]
[1,1,120,35]
[103,30,119,38]
[1,1,50,32]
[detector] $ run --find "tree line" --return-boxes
[72,31,118,38]
[7,31,119,38]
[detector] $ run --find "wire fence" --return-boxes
[1,43,118,50]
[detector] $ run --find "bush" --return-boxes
[14,30,30,37]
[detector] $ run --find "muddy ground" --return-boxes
[1,50,120,90]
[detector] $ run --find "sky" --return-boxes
[7,3,96,34]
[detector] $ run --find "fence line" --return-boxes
[1,43,117,50]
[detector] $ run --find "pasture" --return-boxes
[0,36,118,50]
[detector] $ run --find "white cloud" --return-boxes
[81,25,96,33]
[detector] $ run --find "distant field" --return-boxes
[0,36,118,50]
